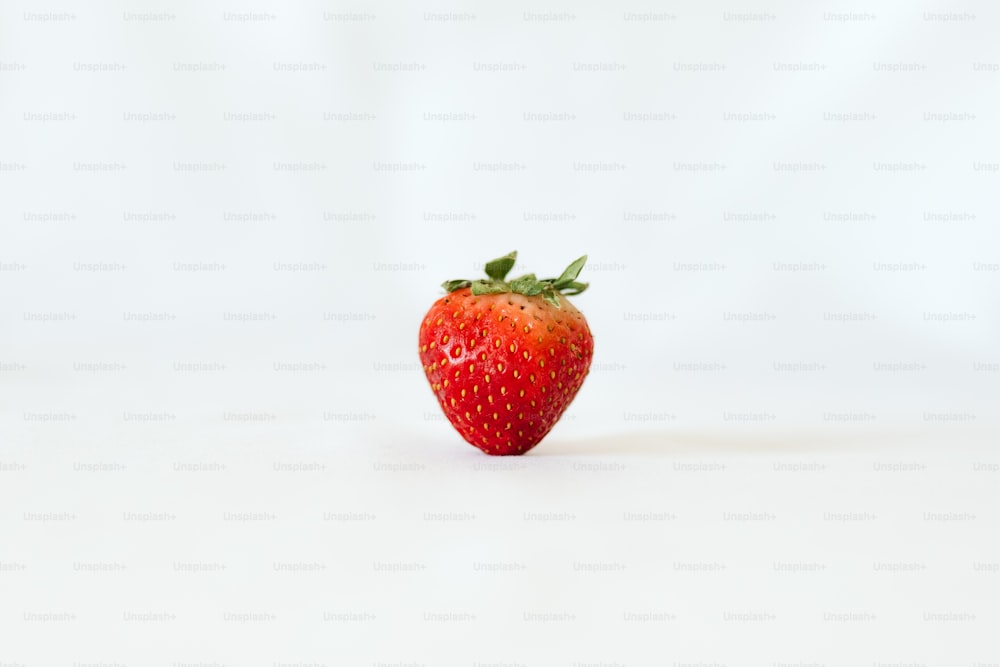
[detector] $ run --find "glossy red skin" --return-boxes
[419,288,593,455]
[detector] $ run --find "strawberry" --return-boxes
[418,251,594,455]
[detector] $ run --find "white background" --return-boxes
[1,1,998,665]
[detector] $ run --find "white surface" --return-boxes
[1,1,998,664]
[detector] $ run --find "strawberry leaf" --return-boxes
[509,273,539,294]
[442,279,472,292]
[484,251,517,282]
[471,280,509,296]
[553,255,587,289]
[540,288,561,308]
[558,281,588,295]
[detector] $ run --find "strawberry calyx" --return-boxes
[441,251,588,308]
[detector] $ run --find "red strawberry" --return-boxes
[418,251,594,455]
